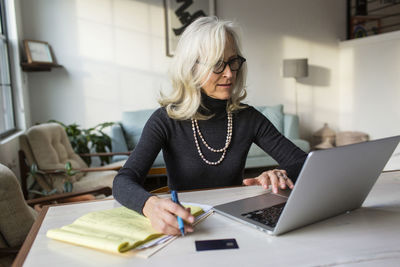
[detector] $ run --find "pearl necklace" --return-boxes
[191,112,233,165]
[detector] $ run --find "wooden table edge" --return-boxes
[12,198,115,266]
[12,205,49,267]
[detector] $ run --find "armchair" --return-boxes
[18,123,123,199]
[0,163,112,266]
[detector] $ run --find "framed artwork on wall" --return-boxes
[163,0,216,57]
[24,40,54,64]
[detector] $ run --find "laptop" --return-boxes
[213,135,400,235]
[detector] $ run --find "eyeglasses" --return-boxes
[212,55,246,74]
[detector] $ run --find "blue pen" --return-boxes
[171,190,185,236]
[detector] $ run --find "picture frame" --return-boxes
[163,0,216,57]
[24,40,54,64]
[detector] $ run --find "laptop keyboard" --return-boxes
[241,202,286,228]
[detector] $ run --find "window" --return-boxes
[0,0,16,138]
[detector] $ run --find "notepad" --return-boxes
[46,203,211,255]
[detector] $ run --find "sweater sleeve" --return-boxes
[252,109,307,182]
[112,109,168,214]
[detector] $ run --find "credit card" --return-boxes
[195,238,239,251]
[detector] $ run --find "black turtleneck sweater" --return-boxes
[113,95,307,214]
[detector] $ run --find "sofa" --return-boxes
[110,105,310,169]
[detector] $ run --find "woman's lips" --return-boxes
[217,83,232,88]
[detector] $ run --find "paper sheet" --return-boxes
[47,203,212,256]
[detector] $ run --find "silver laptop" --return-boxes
[213,135,400,235]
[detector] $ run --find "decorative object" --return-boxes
[282,58,308,116]
[192,112,232,165]
[336,131,369,146]
[355,0,368,16]
[24,40,54,64]
[21,39,62,71]
[163,0,216,57]
[347,0,400,39]
[312,123,336,150]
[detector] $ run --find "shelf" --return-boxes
[340,30,400,47]
[21,62,63,72]
[348,0,400,39]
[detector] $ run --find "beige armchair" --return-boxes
[0,163,36,266]
[18,123,125,198]
[0,163,112,266]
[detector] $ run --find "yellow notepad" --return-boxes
[47,205,204,254]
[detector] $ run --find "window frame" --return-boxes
[0,0,17,139]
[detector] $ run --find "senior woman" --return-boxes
[113,17,307,235]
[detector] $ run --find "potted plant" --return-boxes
[49,120,114,166]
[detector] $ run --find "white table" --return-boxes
[14,171,400,266]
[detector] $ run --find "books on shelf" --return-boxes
[46,202,213,257]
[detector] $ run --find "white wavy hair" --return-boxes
[159,16,247,120]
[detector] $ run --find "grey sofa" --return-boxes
[110,105,310,169]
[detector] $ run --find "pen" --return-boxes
[171,190,185,236]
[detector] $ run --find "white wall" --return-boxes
[339,31,400,170]
[21,0,171,128]
[217,0,346,140]
[20,0,346,140]
[2,0,398,175]
[15,0,400,176]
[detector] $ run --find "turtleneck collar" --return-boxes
[200,92,228,116]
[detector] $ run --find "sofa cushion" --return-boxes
[248,144,267,158]
[26,123,87,187]
[256,105,284,133]
[72,170,116,193]
[121,109,156,150]
[245,155,278,169]
[246,139,310,169]
[26,123,88,170]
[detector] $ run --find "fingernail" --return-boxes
[189,216,195,223]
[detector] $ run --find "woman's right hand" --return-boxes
[142,196,195,235]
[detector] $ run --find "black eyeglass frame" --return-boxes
[212,55,246,74]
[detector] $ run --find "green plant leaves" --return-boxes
[30,163,38,175]
[65,161,79,176]
[49,120,114,166]
[63,181,73,193]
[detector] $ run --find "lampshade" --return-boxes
[283,58,308,78]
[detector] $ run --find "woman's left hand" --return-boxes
[243,169,294,193]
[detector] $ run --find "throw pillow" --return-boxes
[257,105,284,134]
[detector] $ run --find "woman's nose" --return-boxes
[222,64,233,78]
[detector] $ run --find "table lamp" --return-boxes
[282,58,308,115]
